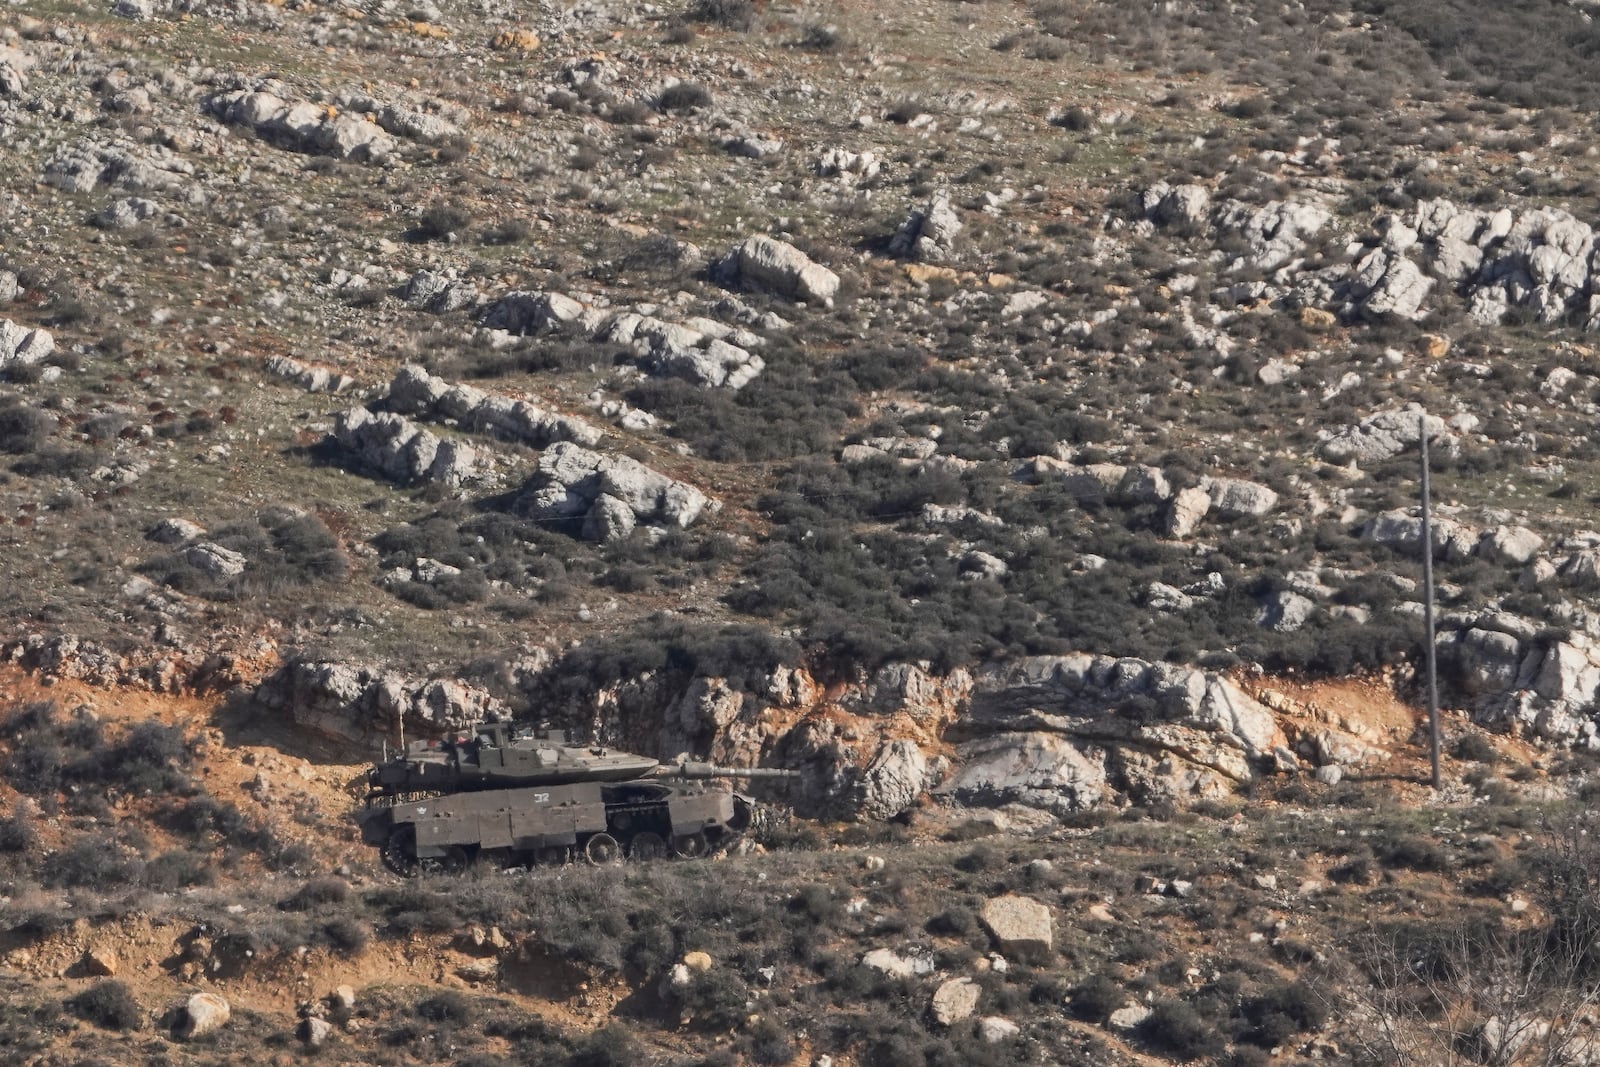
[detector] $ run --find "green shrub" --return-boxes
[1238,981,1325,1048]
[747,1017,796,1064]
[415,203,471,241]
[415,989,477,1027]
[659,82,712,112]
[1068,973,1125,1023]
[567,1023,643,1067]
[66,981,142,1031]
[1380,835,1450,873]
[687,0,753,31]
[0,812,36,851]
[926,908,977,937]
[322,916,372,955]
[1138,998,1223,1058]
[0,402,53,454]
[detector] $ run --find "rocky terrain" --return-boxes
[10,0,1600,1062]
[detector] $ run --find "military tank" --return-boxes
[356,720,798,875]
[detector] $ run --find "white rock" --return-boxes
[931,978,980,1026]
[733,235,840,305]
[977,1016,1020,1043]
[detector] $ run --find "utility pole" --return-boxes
[1419,414,1441,790]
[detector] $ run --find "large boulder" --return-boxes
[174,993,230,1040]
[1163,486,1211,538]
[940,732,1108,813]
[0,319,54,367]
[331,407,488,488]
[516,441,711,538]
[204,85,398,162]
[1320,406,1448,466]
[980,896,1052,958]
[1202,477,1278,517]
[890,192,962,263]
[931,978,980,1026]
[854,739,936,819]
[729,235,840,305]
[384,365,602,447]
[251,659,509,748]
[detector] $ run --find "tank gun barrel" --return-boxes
[657,761,800,781]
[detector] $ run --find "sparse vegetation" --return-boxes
[4,0,1600,1062]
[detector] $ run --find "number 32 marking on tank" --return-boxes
[531,793,550,803]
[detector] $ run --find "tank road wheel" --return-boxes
[629,832,668,862]
[585,833,622,866]
[673,831,708,859]
[439,845,470,875]
[536,846,569,868]
[383,825,419,878]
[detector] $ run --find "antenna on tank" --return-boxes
[1420,412,1441,790]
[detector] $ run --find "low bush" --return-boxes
[687,0,753,31]
[0,812,36,851]
[66,981,142,1031]
[0,402,52,453]
[415,989,477,1027]
[1068,973,1126,1023]
[415,203,471,242]
[281,876,352,910]
[658,82,712,112]
[1139,998,1223,1058]
[568,1023,644,1067]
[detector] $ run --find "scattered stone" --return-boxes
[175,992,230,1040]
[457,958,498,982]
[980,896,1052,957]
[854,739,938,819]
[331,407,490,489]
[251,658,510,745]
[91,196,160,230]
[1202,477,1278,517]
[1298,306,1336,330]
[0,319,54,367]
[385,365,602,448]
[931,978,980,1026]
[1108,1004,1152,1032]
[977,1016,1020,1044]
[515,440,711,540]
[185,541,247,580]
[725,235,840,306]
[1163,485,1211,538]
[481,289,586,334]
[83,946,118,977]
[400,269,478,314]
[147,517,205,544]
[1137,182,1210,229]
[890,192,962,263]
[861,948,931,979]
[1320,406,1447,466]
[489,29,541,51]
[264,355,356,394]
[204,84,399,162]
[299,1016,335,1049]
[1258,590,1315,633]
[941,731,1108,814]
[682,951,713,973]
[377,105,461,145]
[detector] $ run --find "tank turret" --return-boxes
[357,720,798,876]
[365,721,661,801]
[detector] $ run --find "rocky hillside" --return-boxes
[9,0,1600,1061]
